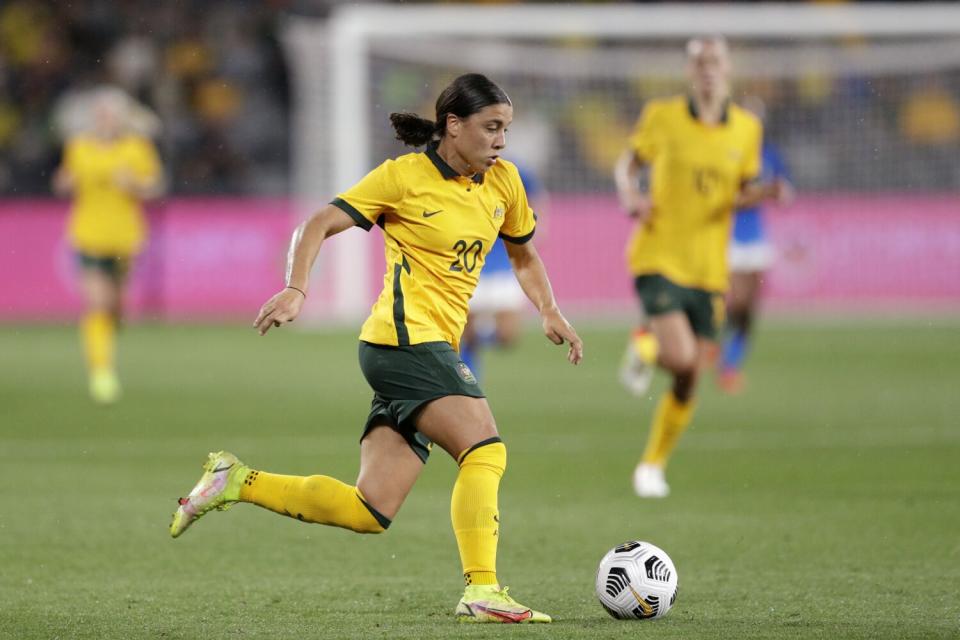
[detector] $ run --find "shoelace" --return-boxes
[495,587,516,604]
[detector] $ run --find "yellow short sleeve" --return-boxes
[741,121,762,183]
[499,165,536,244]
[63,139,81,174]
[332,160,405,231]
[628,102,662,163]
[129,138,161,182]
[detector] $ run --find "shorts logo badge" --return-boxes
[456,361,477,385]
[655,292,672,310]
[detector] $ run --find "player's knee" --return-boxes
[457,438,506,477]
[495,319,522,347]
[661,348,697,375]
[356,494,392,534]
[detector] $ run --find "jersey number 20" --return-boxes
[449,240,483,273]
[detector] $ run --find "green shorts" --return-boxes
[634,274,725,339]
[358,341,484,463]
[76,252,131,282]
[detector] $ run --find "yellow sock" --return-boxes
[453,438,506,586]
[631,327,659,365]
[641,392,696,468]
[239,470,388,534]
[81,311,115,373]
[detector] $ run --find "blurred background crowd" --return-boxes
[2,0,957,197]
[0,0,289,196]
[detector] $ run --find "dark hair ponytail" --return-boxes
[389,112,439,147]
[389,73,511,148]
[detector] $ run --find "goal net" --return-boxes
[283,4,960,321]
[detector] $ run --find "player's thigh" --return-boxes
[415,395,499,460]
[494,309,523,346]
[79,267,119,311]
[728,271,762,312]
[696,337,718,371]
[742,271,763,306]
[727,272,751,313]
[356,422,425,519]
[649,311,698,373]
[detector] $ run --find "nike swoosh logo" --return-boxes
[473,605,533,623]
[422,209,443,218]
[628,585,654,616]
[211,465,234,474]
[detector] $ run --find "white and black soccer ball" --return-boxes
[595,540,679,620]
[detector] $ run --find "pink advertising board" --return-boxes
[533,194,960,313]
[0,199,295,320]
[1,194,958,321]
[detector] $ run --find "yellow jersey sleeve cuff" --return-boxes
[331,197,374,231]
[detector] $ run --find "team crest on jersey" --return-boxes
[456,361,478,385]
[492,205,505,219]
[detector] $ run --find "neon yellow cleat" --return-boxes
[169,451,247,538]
[89,369,121,405]
[455,585,552,623]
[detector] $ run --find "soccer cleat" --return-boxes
[618,341,654,397]
[170,451,248,538]
[717,368,746,395]
[455,585,551,624]
[89,369,121,404]
[633,463,670,499]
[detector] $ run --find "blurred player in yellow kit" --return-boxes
[52,87,164,404]
[614,37,788,497]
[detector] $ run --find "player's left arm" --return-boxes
[734,120,791,209]
[116,139,166,200]
[505,240,583,365]
[735,179,789,209]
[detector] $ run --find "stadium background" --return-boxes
[2,2,958,639]
[1,0,958,320]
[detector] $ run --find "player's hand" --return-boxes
[114,169,138,194]
[541,306,583,365]
[622,191,652,221]
[254,287,305,335]
[773,178,795,206]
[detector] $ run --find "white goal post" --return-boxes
[282,3,960,322]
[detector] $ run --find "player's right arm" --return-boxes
[255,159,403,335]
[614,150,652,221]
[615,103,659,221]
[52,139,77,197]
[253,204,356,335]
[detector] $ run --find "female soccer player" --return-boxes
[170,74,582,623]
[614,37,787,498]
[52,87,163,404]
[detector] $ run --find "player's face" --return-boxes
[688,42,730,98]
[93,100,124,139]
[450,103,513,173]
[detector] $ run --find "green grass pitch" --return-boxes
[1,320,958,639]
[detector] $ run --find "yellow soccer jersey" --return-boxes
[626,96,762,292]
[64,134,161,257]
[333,144,536,351]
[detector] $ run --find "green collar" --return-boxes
[425,142,483,184]
[687,95,729,125]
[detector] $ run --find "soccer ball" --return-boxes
[595,540,678,620]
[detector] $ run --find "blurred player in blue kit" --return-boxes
[718,96,794,394]
[460,164,546,379]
